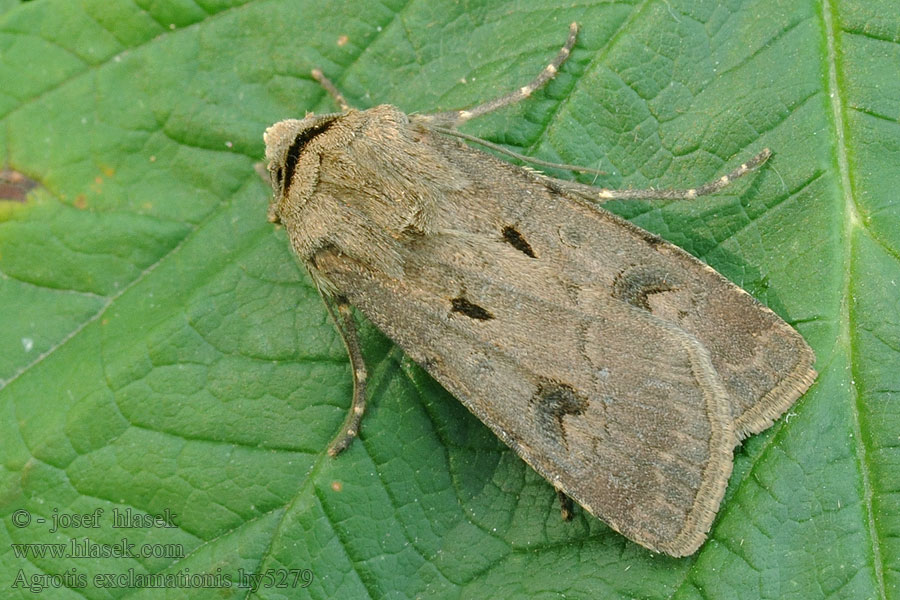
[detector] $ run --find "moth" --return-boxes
[262,23,816,557]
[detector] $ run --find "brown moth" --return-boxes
[262,23,816,557]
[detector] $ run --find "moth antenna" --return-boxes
[422,22,578,128]
[555,148,773,203]
[312,68,353,112]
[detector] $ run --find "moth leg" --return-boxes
[422,22,578,128]
[311,68,353,112]
[320,293,369,456]
[549,148,772,203]
[556,488,575,521]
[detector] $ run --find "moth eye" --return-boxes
[501,225,537,258]
[450,296,493,320]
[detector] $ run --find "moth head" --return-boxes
[263,114,339,224]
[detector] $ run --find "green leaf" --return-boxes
[1,0,896,598]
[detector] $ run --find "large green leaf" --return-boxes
[1,0,896,598]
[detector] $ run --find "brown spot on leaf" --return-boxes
[0,169,39,202]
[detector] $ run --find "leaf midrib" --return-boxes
[822,1,886,599]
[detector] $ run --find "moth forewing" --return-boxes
[263,23,816,557]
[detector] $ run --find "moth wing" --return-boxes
[512,186,817,439]
[296,118,814,555]
[315,238,736,557]
[422,136,816,439]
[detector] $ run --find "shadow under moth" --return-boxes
[261,23,816,557]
